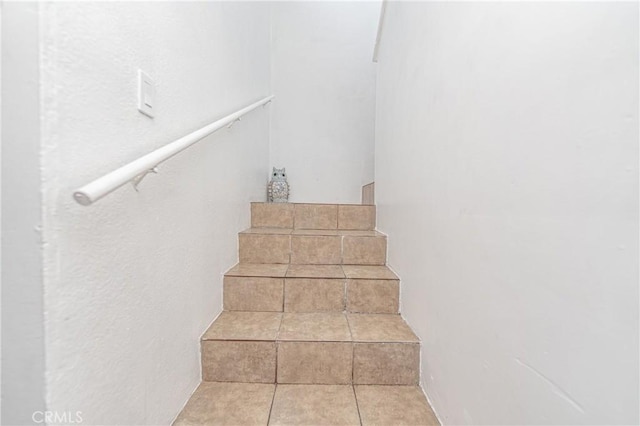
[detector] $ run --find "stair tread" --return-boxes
[279,312,351,341]
[354,385,440,425]
[348,313,419,342]
[342,265,399,280]
[291,229,340,236]
[338,230,385,237]
[202,311,282,341]
[225,263,289,278]
[252,202,371,206]
[202,312,418,343]
[173,382,275,426]
[224,263,399,280]
[240,227,293,235]
[285,264,345,278]
[241,227,384,237]
[225,263,398,280]
[174,383,439,426]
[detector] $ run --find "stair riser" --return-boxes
[223,277,284,312]
[284,278,345,312]
[343,236,386,265]
[354,343,420,385]
[277,342,352,384]
[202,341,276,383]
[239,234,387,265]
[251,203,376,230]
[224,276,399,314]
[291,235,342,264]
[238,234,290,264]
[347,279,399,314]
[201,341,418,385]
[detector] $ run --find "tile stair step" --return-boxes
[176,201,441,424]
[200,312,419,385]
[251,202,376,230]
[284,277,346,313]
[173,383,439,426]
[238,229,387,265]
[223,264,399,314]
[225,263,399,279]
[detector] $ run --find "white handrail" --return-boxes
[73,95,274,206]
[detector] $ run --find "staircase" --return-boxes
[174,203,438,425]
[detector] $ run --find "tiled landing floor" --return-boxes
[174,383,439,426]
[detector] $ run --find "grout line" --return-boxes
[283,255,291,313]
[292,204,296,230]
[274,340,279,385]
[342,277,348,312]
[342,313,353,342]
[352,384,363,426]
[273,313,284,390]
[345,313,356,387]
[275,310,284,341]
[283,262,291,279]
[266,382,278,425]
[282,277,286,312]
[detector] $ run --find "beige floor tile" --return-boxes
[338,205,376,230]
[342,265,398,280]
[225,263,289,278]
[173,382,275,426]
[347,279,399,314]
[202,341,276,383]
[239,234,291,264]
[277,342,353,384]
[347,314,418,342]
[342,236,386,265]
[286,264,345,278]
[240,227,293,235]
[224,277,284,312]
[278,313,351,341]
[294,204,338,229]
[353,343,420,385]
[251,202,294,228]
[290,235,341,264]
[269,385,360,425]
[284,278,345,312]
[203,311,282,340]
[355,385,440,425]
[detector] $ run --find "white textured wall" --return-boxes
[1,3,46,424]
[39,2,270,424]
[375,2,638,425]
[270,1,378,203]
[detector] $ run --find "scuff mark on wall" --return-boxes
[514,357,585,414]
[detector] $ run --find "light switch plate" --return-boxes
[137,69,155,118]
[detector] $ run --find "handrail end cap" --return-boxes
[73,192,93,206]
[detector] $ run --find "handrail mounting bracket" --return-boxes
[131,167,159,192]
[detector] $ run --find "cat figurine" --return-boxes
[268,167,290,203]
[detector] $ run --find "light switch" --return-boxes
[137,69,155,118]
